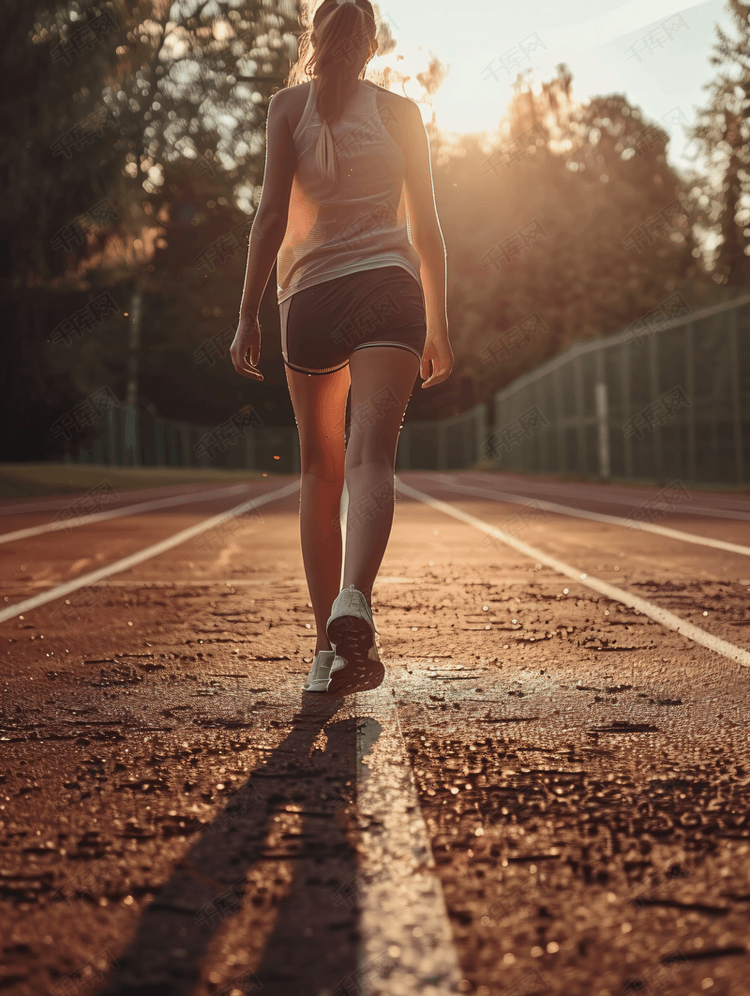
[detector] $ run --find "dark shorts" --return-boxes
[280,265,427,375]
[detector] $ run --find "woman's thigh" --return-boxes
[285,363,351,480]
[346,346,420,466]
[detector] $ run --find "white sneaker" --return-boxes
[325,585,384,696]
[301,649,347,693]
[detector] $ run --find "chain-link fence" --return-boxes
[396,402,488,471]
[68,402,302,475]
[64,396,489,474]
[62,293,749,483]
[486,292,750,485]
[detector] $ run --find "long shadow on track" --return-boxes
[97,696,360,996]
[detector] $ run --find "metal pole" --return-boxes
[594,347,610,481]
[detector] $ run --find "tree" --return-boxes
[685,0,750,288]
[1,0,298,459]
[403,68,704,421]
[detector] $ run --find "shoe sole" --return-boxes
[326,614,384,696]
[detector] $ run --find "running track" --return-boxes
[1,471,749,995]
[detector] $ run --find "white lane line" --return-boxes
[452,473,750,523]
[0,482,253,545]
[397,478,750,669]
[355,684,462,995]
[0,480,300,625]
[0,480,251,516]
[429,474,750,559]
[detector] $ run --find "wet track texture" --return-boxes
[1,471,749,996]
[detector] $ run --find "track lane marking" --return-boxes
[354,687,463,994]
[397,478,750,669]
[0,480,255,516]
[0,482,254,545]
[430,474,750,559]
[338,480,462,992]
[0,480,300,625]
[452,472,750,523]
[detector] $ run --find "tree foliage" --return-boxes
[406,67,706,420]
[3,2,747,458]
[683,0,750,288]
[1,0,298,458]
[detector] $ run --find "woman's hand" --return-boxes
[420,331,454,389]
[231,314,264,381]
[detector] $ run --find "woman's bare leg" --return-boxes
[285,363,352,654]
[342,347,420,605]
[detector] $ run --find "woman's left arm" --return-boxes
[232,89,296,379]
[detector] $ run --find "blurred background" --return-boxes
[1,0,748,489]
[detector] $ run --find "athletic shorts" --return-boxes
[280,265,427,375]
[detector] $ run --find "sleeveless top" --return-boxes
[276,78,423,304]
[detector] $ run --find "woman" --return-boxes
[231,0,453,696]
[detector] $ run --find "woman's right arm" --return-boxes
[400,99,454,389]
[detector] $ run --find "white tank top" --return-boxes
[276,78,423,304]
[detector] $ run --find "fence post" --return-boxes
[728,306,744,484]
[122,404,140,467]
[595,382,610,480]
[594,348,610,481]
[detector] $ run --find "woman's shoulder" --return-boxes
[362,81,421,128]
[362,79,415,107]
[272,80,313,109]
[271,81,313,133]
[362,80,422,143]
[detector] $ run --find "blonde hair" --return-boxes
[285,0,378,183]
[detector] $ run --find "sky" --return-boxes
[370,0,737,177]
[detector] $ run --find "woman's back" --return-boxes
[276,79,423,305]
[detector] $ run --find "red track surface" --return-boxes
[1,471,749,995]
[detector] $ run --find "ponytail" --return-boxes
[286,0,378,183]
